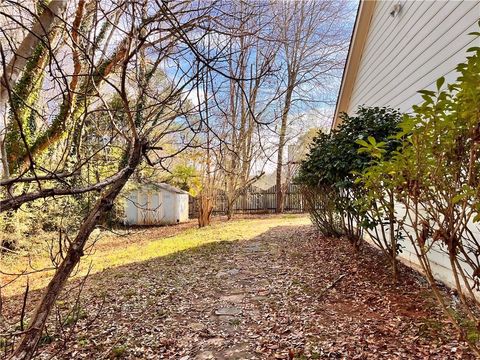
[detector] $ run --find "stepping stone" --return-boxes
[252,280,270,288]
[215,307,242,316]
[220,294,244,303]
[216,269,240,278]
[228,351,255,360]
[189,322,206,332]
[245,243,261,252]
[196,351,215,360]
[224,343,254,359]
[229,289,245,295]
[206,337,224,347]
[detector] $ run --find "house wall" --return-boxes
[347,0,480,115]
[344,1,480,291]
[363,205,479,293]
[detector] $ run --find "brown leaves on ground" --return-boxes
[4,223,474,359]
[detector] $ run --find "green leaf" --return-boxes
[421,95,434,104]
[466,46,480,53]
[452,193,465,204]
[436,77,445,90]
[355,139,369,147]
[418,90,435,96]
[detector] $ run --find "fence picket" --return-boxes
[189,184,304,217]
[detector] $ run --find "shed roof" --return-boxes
[137,182,190,195]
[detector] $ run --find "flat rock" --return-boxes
[206,337,224,347]
[216,269,240,278]
[224,343,254,359]
[189,322,206,332]
[215,306,242,316]
[245,243,261,252]
[220,294,244,303]
[196,351,215,360]
[255,280,270,287]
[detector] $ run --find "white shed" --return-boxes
[124,183,189,225]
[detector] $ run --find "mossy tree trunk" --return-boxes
[10,138,145,360]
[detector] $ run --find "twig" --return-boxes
[20,279,29,332]
[318,273,347,297]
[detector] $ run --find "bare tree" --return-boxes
[0,1,255,357]
[203,1,278,219]
[271,0,352,212]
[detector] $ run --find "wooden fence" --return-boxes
[189,184,305,217]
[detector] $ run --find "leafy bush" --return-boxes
[298,107,402,188]
[297,106,402,248]
[301,185,343,238]
[359,28,480,353]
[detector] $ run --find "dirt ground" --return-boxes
[3,222,474,359]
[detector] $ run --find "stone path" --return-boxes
[194,241,272,359]
[32,224,473,359]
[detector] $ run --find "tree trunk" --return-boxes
[0,1,67,112]
[275,85,293,213]
[226,206,233,220]
[226,198,234,220]
[198,194,213,227]
[10,139,144,360]
[388,192,397,283]
[0,0,67,178]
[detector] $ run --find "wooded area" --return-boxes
[0,1,353,358]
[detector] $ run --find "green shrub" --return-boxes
[359,25,480,354]
[297,106,402,248]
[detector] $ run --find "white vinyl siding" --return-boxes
[344,0,480,291]
[347,0,480,115]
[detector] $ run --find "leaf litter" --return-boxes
[3,223,475,359]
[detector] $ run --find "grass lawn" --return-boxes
[1,215,310,296]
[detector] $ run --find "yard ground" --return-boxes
[2,215,474,359]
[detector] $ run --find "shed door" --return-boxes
[162,191,174,223]
[137,192,149,225]
[151,192,163,224]
[136,191,164,225]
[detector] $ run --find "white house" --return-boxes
[334,0,480,126]
[333,0,480,288]
[124,183,189,225]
